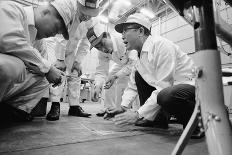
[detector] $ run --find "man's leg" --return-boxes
[115,77,127,109]
[0,54,49,121]
[65,50,91,118]
[96,84,116,117]
[46,80,65,121]
[157,84,195,128]
[67,74,91,117]
[134,71,168,128]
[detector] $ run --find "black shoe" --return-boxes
[135,119,155,127]
[96,110,106,117]
[0,103,33,122]
[135,110,169,129]
[152,109,169,129]
[68,106,91,117]
[46,102,60,121]
[136,110,169,129]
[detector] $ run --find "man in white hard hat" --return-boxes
[106,13,203,138]
[86,22,139,118]
[0,0,78,121]
[43,0,102,120]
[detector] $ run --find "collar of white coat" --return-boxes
[24,6,37,42]
[24,6,35,26]
[140,35,154,61]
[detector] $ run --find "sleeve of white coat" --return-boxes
[74,37,90,63]
[0,4,50,74]
[115,50,138,78]
[137,41,176,121]
[33,39,48,59]
[108,63,123,77]
[121,66,138,108]
[94,51,110,87]
[55,36,67,60]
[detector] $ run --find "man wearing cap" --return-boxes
[44,0,102,119]
[107,13,201,137]
[86,23,139,117]
[0,0,77,121]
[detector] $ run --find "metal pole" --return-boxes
[193,0,232,155]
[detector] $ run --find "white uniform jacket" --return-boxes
[94,33,138,87]
[0,2,51,74]
[57,17,96,64]
[121,35,195,120]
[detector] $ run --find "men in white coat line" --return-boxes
[86,23,139,117]
[0,0,75,121]
[45,0,103,120]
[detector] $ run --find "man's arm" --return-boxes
[114,50,138,79]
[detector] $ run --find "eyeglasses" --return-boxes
[122,27,140,34]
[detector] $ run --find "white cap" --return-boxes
[51,0,78,40]
[115,13,151,33]
[86,22,106,47]
[77,0,102,17]
[51,0,102,40]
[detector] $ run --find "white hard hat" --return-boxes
[77,0,102,17]
[115,13,151,33]
[51,0,78,40]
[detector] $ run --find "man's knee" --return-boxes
[0,55,26,82]
[157,88,173,107]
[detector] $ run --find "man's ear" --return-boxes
[139,27,145,34]
[42,8,51,17]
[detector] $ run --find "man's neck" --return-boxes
[136,35,149,56]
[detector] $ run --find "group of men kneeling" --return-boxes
[0,0,204,139]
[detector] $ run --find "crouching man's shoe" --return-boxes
[96,110,106,117]
[46,102,60,121]
[135,110,169,129]
[68,106,91,117]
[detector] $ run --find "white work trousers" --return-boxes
[41,41,64,103]
[101,76,140,110]
[65,52,81,106]
[0,53,49,113]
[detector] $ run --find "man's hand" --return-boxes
[45,65,65,87]
[113,110,139,126]
[54,59,66,72]
[104,75,117,89]
[91,85,102,102]
[104,106,127,120]
[71,61,82,76]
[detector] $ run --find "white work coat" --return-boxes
[55,16,96,106]
[58,17,97,65]
[94,33,138,88]
[0,2,51,74]
[0,2,50,112]
[121,35,195,121]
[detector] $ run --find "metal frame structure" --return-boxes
[164,0,232,155]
